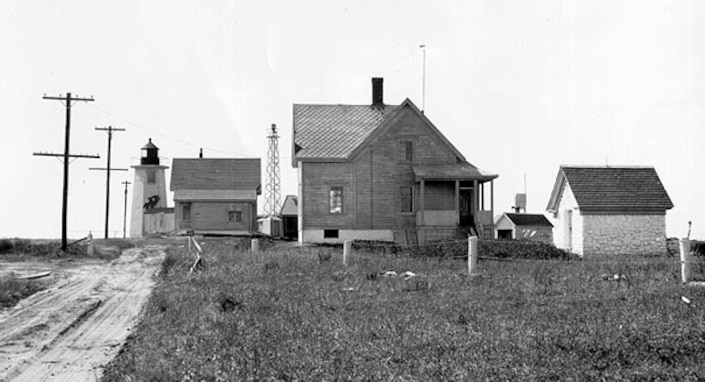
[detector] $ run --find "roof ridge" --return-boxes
[560,164,655,169]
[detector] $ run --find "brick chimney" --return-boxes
[372,77,383,107]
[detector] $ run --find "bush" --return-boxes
[0,238,86,257]
[401,239,576,260]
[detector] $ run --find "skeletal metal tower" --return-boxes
[263,123,281,218]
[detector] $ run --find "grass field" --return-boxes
[102,240,705,381]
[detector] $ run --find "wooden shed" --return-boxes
[495,213,553,243]
[281,195,298,240]
[170,158,261,235]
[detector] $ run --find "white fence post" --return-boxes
[680,238,692,283]
[87,231,94,256]
[468,235,478,275]
[343,240,352,266]
[251,238,260,253]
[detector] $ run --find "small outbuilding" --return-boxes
[171,158,261,235]
[546,165,673,256]
[281,195,298,240]
[495,213,553,243]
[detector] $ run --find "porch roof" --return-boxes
[412,163,498,182]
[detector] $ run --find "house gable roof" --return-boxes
[349,98,466,163]
[170,158,261,193]
[292,103,398,165]
[546,166,673,213]
[504,213,553,227]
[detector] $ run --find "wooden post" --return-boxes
[87,231,94,256]
[419,179,425,226]
[343,240,352,266]
[251,238,260,253]
[454,180,460,225]
[468,235,478,275]
[680,238,692,283]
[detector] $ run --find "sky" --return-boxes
[1,0,703,240]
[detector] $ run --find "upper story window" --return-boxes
[398,140,414,163]
[330,186,343,214]
[147,170,156,184]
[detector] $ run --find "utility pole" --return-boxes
[121,181,131,239]
[35,92,98,251]
[90,126,127,239]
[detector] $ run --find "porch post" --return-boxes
[455,180,460,225]
[490,180,494,221]
[419,179,425,226]
[473,179,479,233]
[481,182,485,210]
[473,180,479,214]
[490,180,494,236]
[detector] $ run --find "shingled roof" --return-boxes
[503,213,553,227]
[546,166,673,213]
[170,158,261,193]
[292,104,397,164]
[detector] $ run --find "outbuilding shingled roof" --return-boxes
[293,104,397,161]
[170,158,261,193]
[504,213,553,227]
[546,166,673,212]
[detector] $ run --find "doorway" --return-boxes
[459,189,473,227]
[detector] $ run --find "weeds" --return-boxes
[103,241,705,381]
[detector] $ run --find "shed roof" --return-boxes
[170,158,261,193]
[503,213,553,227]
[546,166,674,212]
[280,195,297,216]
[412,163,498,182]
[292,104,397,162]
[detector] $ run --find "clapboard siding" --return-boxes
[301,162,354,228]
[300,105,465,232]
[176,201,255,231]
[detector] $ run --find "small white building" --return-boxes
[495,213,553,243]
[546,166,673,257]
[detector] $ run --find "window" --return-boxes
[398,140,414,163]
[400,186,413,213]
[330,186,343,214]
[182,203,191,221]
[147,170,156,184]
[228,210,242,222]
[324,229,339,238]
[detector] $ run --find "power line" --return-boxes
[90,126,127,239]
[88,103,257,157]
[34,93,99,251]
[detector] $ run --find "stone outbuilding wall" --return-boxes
[582,214,667,256]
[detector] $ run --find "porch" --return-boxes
[413,163,498,241]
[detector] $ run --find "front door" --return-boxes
[459,189,473,226]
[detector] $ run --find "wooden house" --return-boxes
[170,158,261,235]
[292,78,498,244]
[495,213,553,243]
[546,166,673,256]
[281,195,298,240]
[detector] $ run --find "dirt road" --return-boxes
[0,245,165,381]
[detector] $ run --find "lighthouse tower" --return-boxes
[130,138,168,237]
